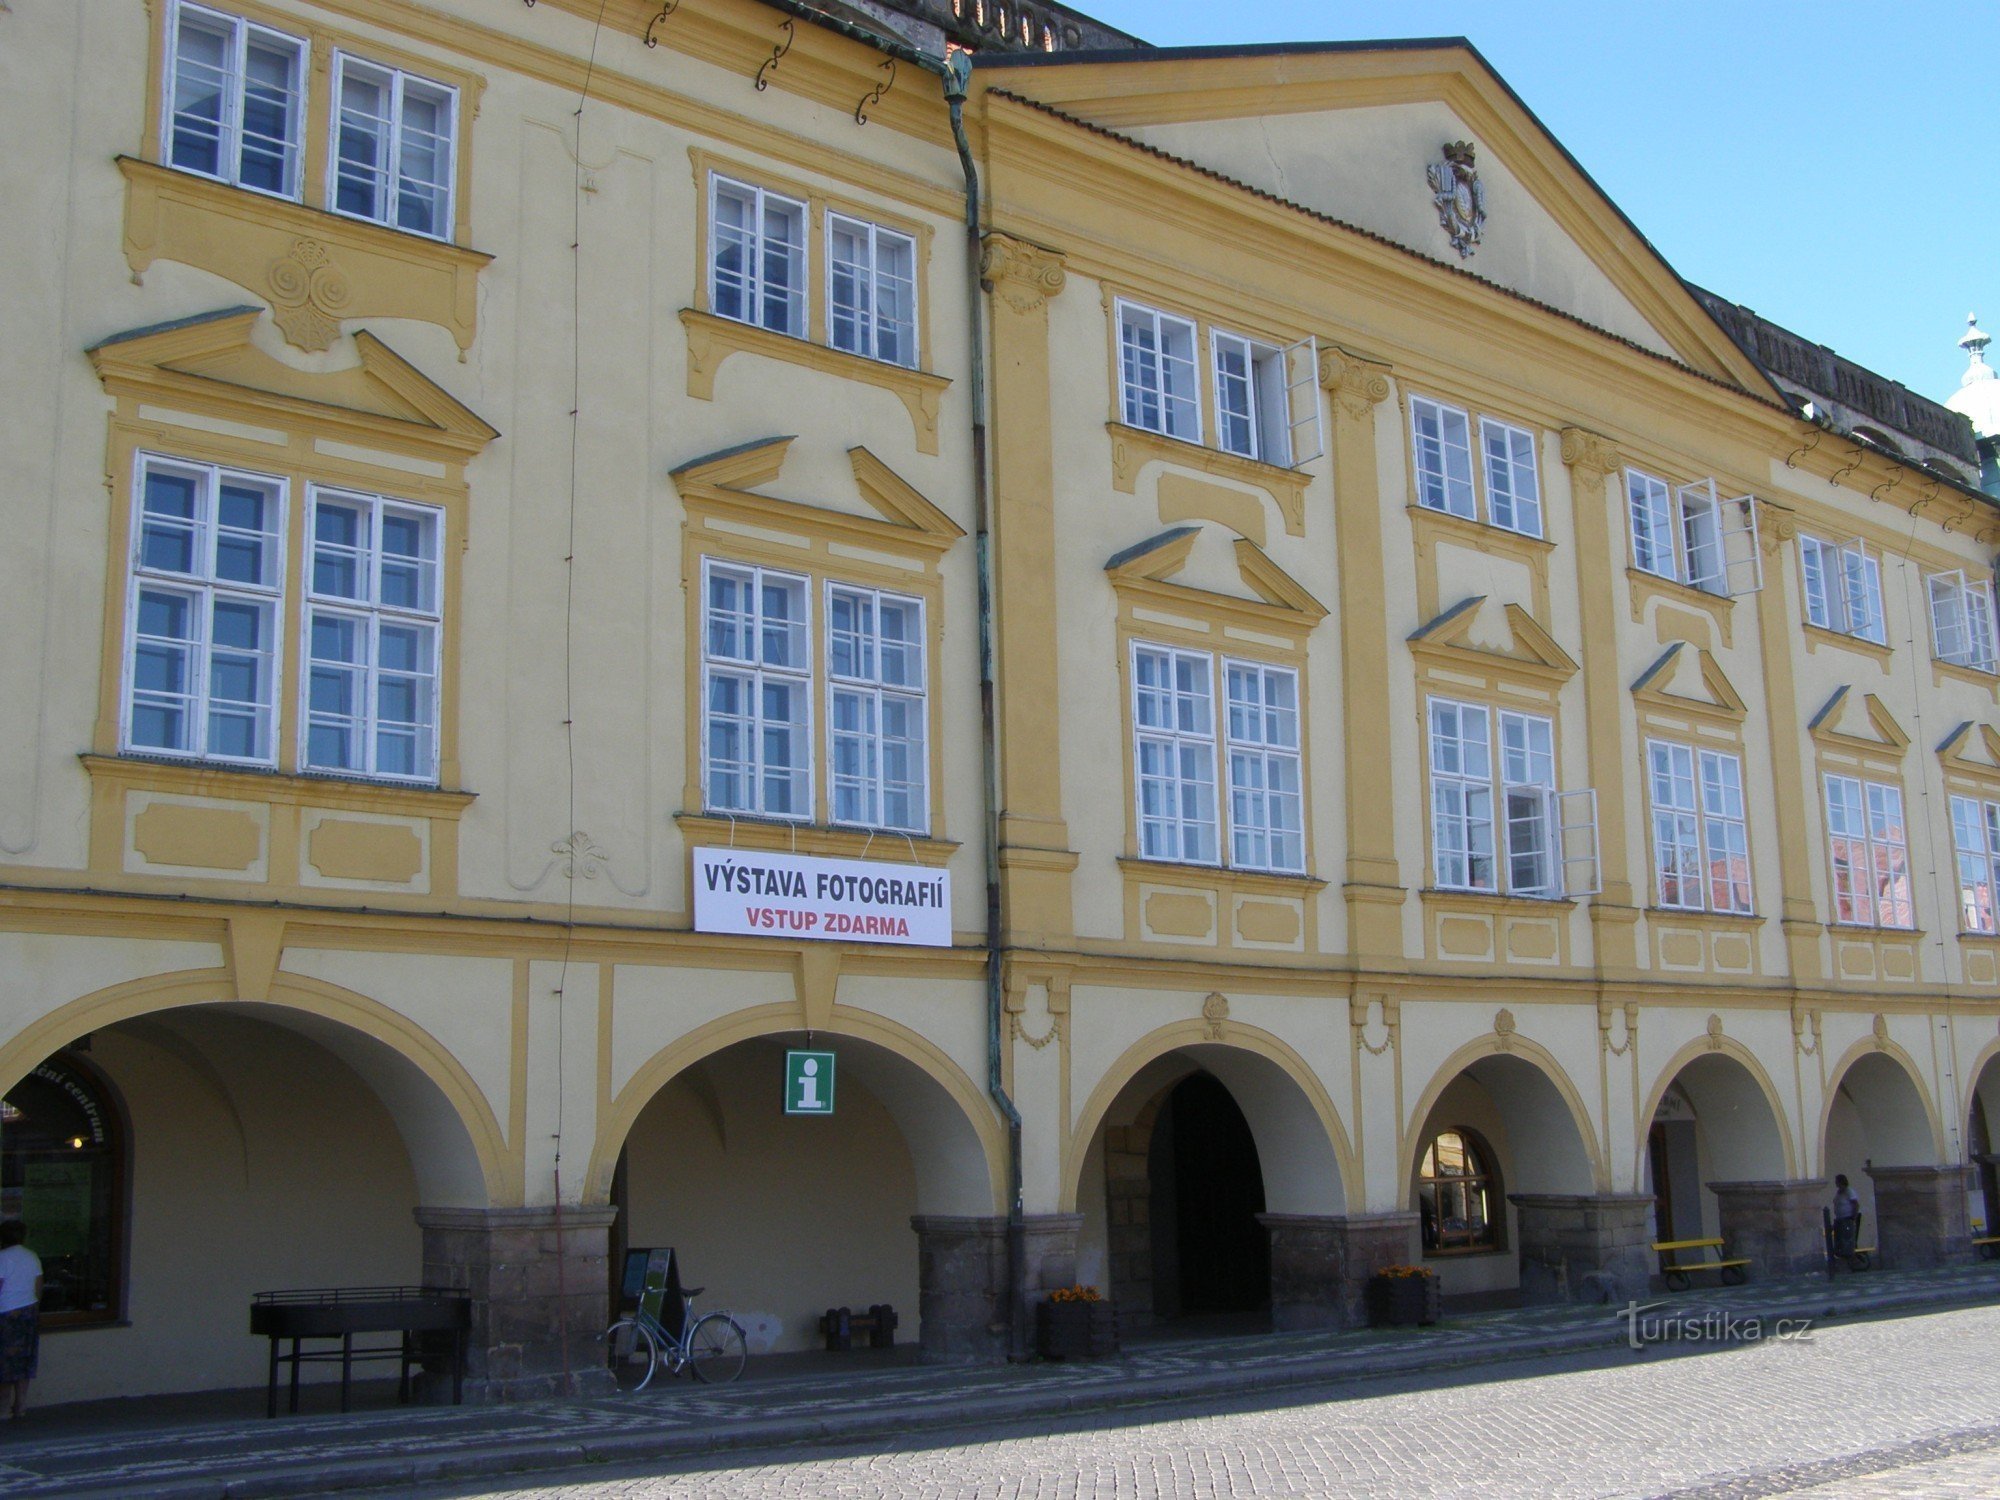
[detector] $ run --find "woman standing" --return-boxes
[0,1222,42,1418]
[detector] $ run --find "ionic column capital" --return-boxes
[980,232,1067,313]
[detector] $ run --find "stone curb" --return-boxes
[47,1278,2000,1500]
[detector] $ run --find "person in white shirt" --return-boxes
[0,1221,43,1418]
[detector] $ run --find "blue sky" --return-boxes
[1068,1,1995,407]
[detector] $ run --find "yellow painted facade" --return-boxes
[3,0,1997,1400]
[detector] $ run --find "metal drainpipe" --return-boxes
[944,50,1028,1362]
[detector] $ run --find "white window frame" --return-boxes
[1646,740,1753,914]
[302,488,444,784]
[1824,773,1914,930]
[709,174,808,339]
[1131,642,1220,865]
[1479,416,1543,539]
[825,582,928,835]
[163,0,308,201]
[1117,301,1202,445]
[1800,534,1886,644]
[1222,659,1304,875]
[1211,330,1292,468]
[327,52,458,240]
[1951,793,2000,935]
[1627,470,1762,596]
[699,558,813,821]
[1928,570,2000,673]
[123,454,287,768]
[1427,699,1587,897]
[1411,397,1477,521]
[826,212,919,370]
[1409,400,1543,539]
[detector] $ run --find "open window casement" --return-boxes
[1801,535,1876,638]
[1282,334,1323,467]
[1929,570,2000,672]
[1676,480,1762,596]
[1503,782,1556,895]
[1554,787,1602,898]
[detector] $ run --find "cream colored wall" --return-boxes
[619,1040,920,1354]
[36,1013,421,1406]
[1125,103,1673,357]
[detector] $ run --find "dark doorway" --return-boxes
[1971,1104,1999,1239]
[1148,1071,1268,1317]
[1648,1122,1675,1243]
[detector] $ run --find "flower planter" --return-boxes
[1036,1299,1119,1359]
[1365,1272,1441,1328]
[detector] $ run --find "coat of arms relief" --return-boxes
[1426,140,1486,259]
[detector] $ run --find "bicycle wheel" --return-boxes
[688,1312,748,1384]
[602,1316,659,1392]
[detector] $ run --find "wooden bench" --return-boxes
[1652,1237,1751,1291]
[1973,1235,2000,1262]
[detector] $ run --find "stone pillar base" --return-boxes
[1254,1211,1417,1328]
[1508,1193,1655,1305]
[1708,1179,1826,1278]
[416,1205,618,1403]
[910,1213,1084,1363]
[1868,1165,1974,1268]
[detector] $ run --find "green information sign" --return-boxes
[784,1050,836,1116]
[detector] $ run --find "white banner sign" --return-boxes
[692,847,952,947]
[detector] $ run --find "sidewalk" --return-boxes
[9,1263,1998,1499]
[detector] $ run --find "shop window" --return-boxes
[1,1056,125,1327]
[1418,1127,1499,1255]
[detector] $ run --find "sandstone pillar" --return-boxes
[1867,1164,1973,1268]
[1509,1192,1655,1304]
[1708,1179,1826,1278]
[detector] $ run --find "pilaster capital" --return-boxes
[1558,426,1625,484]
[980,232,1067,313]
[1317,345,1394,420]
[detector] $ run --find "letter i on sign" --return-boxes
[784,1050,836,1115]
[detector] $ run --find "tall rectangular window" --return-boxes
[305,491,442,782]
[1211,332,1291,466]
[1223,661,1303,873]
[330,54,456,238]
[710,176,807,338]
[1479,417,1542,537]
[1628,470,1677,579]
[1411,397,1476,520]
[701,561,811,819]
[166,2,306,199]
[827,584,926,833]
[1800,535,1885,644]
[1647,741,1752,913]
[125,456,284,764]
[1132,644,1218,864]
[1928,570,2000,672]
[1951,794,2000,935]
[1428,700,1563,895]
[1117,302,1200,443]
[1824,774,1913,929]
[828,214,917,369]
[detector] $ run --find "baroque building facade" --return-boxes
[3,0,1998,1403]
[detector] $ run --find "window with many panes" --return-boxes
[1114,299,1313,466]
[124,455,444,783]
[1927,570,1999,672]
[166,1,306,199]
[1627,470,1761,595]
[163,3,459,240]
[1117,302,1201,444]
[1950,794,2000,934]
[1211,332,1293,466]
[330,54,456,238]
[127,456,285,764]
[1646,741,1752,913]
[710,176,807,339]
[1799,535,1885,644]
[827,214,917,369]
[1825,774,1913,928]
[1409,397,1543,538]
[304,492,442,781]
[1418,1128,1499,1255]
[699,560,929,833]
[1427,699,1579,897]
[1131,644,1302,873]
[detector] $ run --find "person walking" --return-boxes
[1831,1174,1861,1256]
[0,1221,43,1419]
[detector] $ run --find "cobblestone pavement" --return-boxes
[417,1304,2000,1500]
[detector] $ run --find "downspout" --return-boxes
[943,49,1028,1361]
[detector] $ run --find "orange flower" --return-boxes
[1047,1285,1104,1303]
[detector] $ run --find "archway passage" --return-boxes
[1823,1050,1939,1244]
[610,1030,996,1361]
[3,1002,489,1408]
[1148,1072,1268,1318]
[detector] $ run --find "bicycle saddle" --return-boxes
[683,1286,705,1298]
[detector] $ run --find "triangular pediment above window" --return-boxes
[1808,687,1910,760]
[1938,721,2000,790]
[1631,642,1746,724]
[1408,596,1576,684]
[1103,526,1326,633]
[669,438,963,555]
[86,306,497,459]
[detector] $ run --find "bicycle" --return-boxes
[601,1284,748,1390]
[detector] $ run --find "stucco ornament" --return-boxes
[267,238,353,351]
[1201,991,1230,1041]
[1426,141,1486,260]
